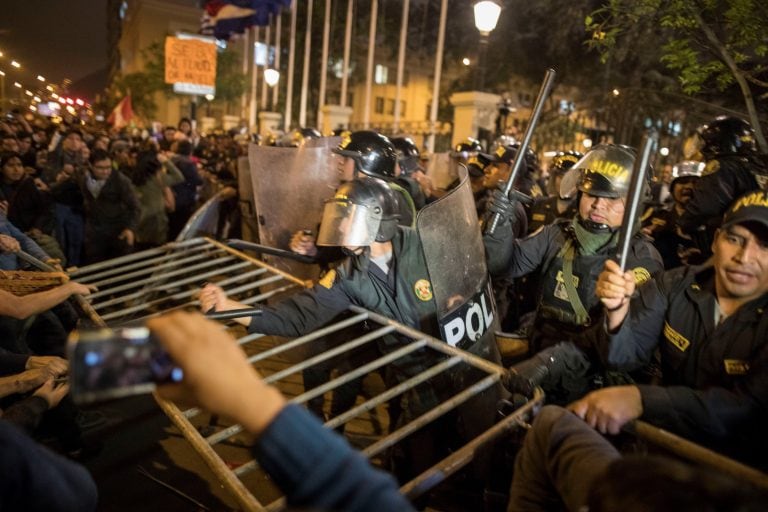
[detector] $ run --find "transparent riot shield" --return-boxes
[424,151,460,190]
[416,165,503,479]
[248,143,339,281]
[416,165,500,360]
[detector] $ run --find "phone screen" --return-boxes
[68,326,183,404]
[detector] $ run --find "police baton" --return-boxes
[485,68,557,236]
[616,130,658,272]
[226,239,317,264]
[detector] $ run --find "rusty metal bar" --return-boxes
[205,327,403,447]
[70,238,206,277]
[88,250,224,288]
[401,388,545,498]
[99,267,270,322]
[631,420,768,490]
[352,306,505,376]
[68,242,213,284]
[94,261,252,310]
[153,393,266,512]
[362,374,500,458]
[88,255,239,300]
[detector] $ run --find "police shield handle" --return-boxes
[616,130,658,272]
[486,68,557,236]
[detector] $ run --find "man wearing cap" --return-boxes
[588,189,768,467]
[485,144,662,402]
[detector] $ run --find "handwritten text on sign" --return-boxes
[164,37,217,87]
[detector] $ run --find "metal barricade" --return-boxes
[68,238,543,510]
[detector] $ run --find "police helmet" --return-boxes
[485,142,539,173]
[693,116,757,160]
[466,152,491,178]
[316,177,400,247]
[550,151,584,176]
[491,134,517,152]
[670,160,704,195]
[333,131,397,179]
[451,137,483,160]
[560,144,636,200]
[390,136,421,175]
[285,127,322,147]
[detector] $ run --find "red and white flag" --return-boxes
[107,95,134,128]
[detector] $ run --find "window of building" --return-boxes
[375,65,388,85]
[375,97,385,114]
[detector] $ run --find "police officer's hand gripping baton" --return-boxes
[616,130,658,272]
[485,68,557,236]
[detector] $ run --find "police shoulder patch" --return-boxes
[318,269,337,289]
[414,279,433,301]
[703,160,720,176]
[663,322,690,352]
[632,267,651,285]
[724,359,749,375]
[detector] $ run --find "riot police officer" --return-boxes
[485,144,663,402]
[678,116,767,253]
[201,177,447,478]
[333,131,417,227]
[642,160,704,268]
[527,150,583,233]
[481,142,543,200]
[390,136,436,207]
[281,127,322,148]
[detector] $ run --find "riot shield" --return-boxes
[416,165,500,361]
[248,143,339,280]
[424,151,459,190]
[416,165,503,477]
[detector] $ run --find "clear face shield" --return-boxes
[316,200,382,247]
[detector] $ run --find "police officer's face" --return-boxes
[713,224,768,301]
[483,162,510,189]
[578,193,625,228]
[337,156,356,183]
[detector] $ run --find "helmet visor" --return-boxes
[317,201,381,247]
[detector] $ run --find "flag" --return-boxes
[107,95,134,129]
[201,0,291,41]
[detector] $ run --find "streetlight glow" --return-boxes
[46,85,54,91]
[204,94,215,101]
[0,70,5,76]
[473,1,502,35]
[660,147,669,156]
[612,88,620,96]
[462,57,471,66]
[25,90,33,96]
[37,75,45,82]
[13,82,21,88]
[11,60,20,68]
[583,138,593,149]
[264,68,280,87]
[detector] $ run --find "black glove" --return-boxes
[487,186,518,223]
[501,342,587,397]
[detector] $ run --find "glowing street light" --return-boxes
[462,57,471,66]
[11,60,20,68]
[472,1,502,91]
[264,68,280,87]
[46,85,54,92]
[13,82,21,88]
[25,90,33,97]
[37,75,45,82]
[0,70,5,77]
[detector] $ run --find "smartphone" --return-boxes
[67,326,183,404]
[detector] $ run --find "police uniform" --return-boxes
[679,155,765,234]
[527,195,578,234]
[596,264,768,468]
[247,226,440,414]
[485,218,662,354]
[642,205,698,269]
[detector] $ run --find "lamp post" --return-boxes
[473,1,502,91]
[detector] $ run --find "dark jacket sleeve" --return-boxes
[254,404,415,512]
[247,279,353,337]
[0,420,98,512]
[0,348,30,376]
[484,222,554,279]
[2,395,48,434]
[118,173,141,231]
[595,272,670,372]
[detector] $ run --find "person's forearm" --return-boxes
[0,284,75,319]
[605,303,630,332]
[0,373,36,398]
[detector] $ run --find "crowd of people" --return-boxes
[1,105,767,511]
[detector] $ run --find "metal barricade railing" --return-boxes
[69,237,541,510]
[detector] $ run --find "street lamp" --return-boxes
[473,1,502,91]
[264,68,280,87]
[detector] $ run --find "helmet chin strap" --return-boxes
[577,215,617,234]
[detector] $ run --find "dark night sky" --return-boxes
[1,1,108,91]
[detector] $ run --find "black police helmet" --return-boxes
[451,137,483,159]
[550,151,584,176]
[333,131,397,179]
[316,177,400,247]
[485,142,539,173]
[699,116,757,159]
[390,136,421,175]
